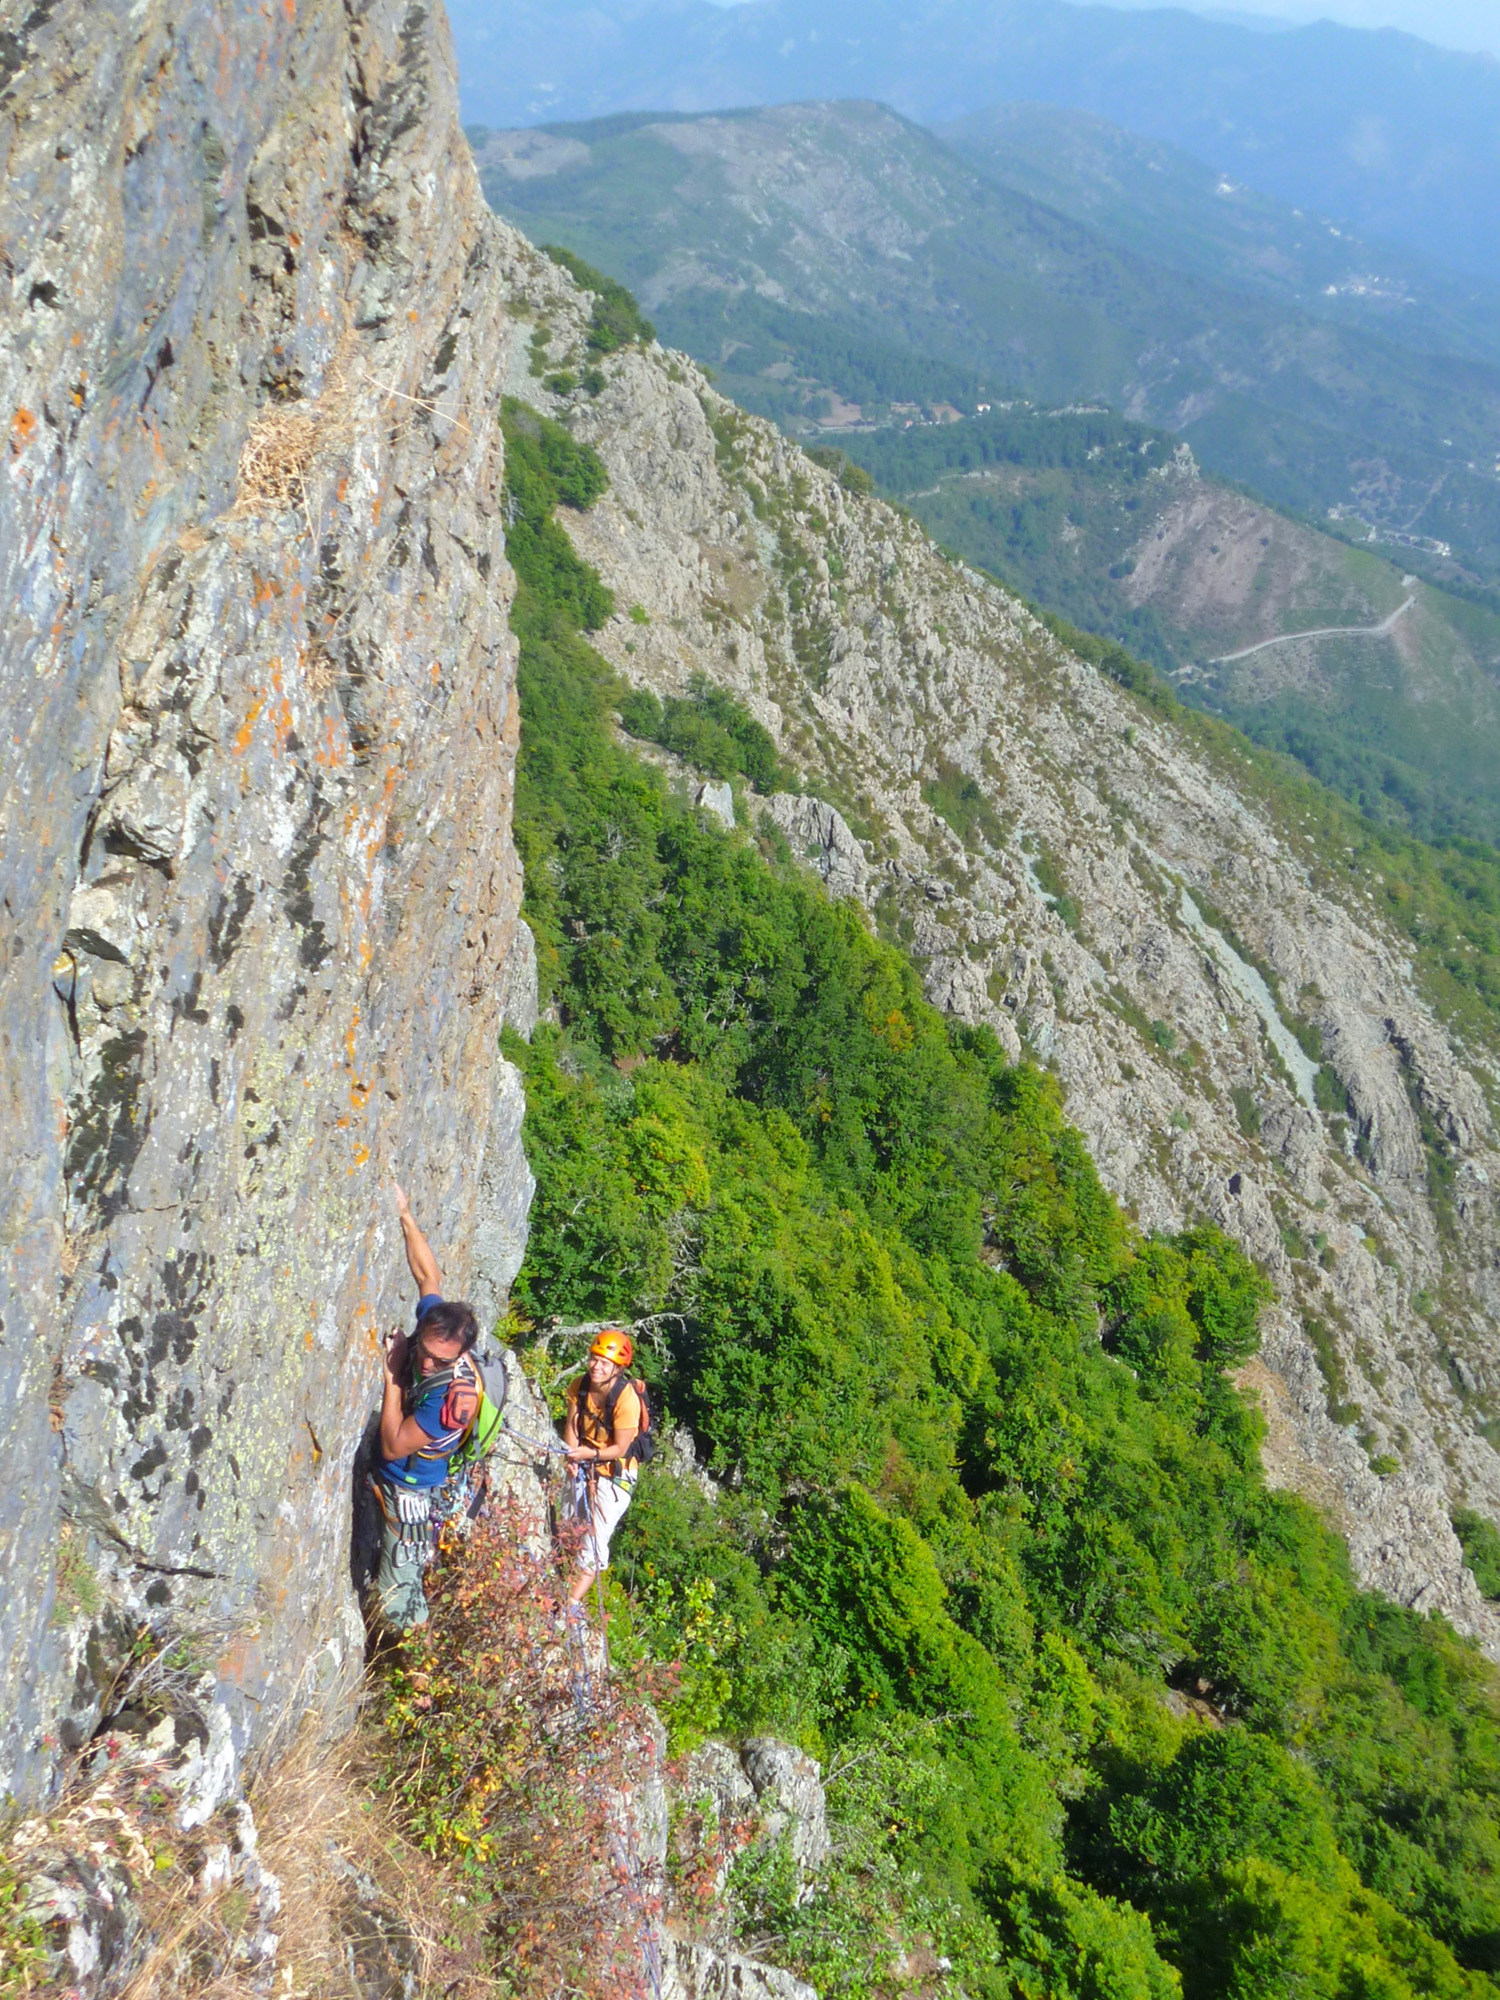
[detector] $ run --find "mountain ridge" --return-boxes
[473,98,1500,854]
[495,255,1500,1663]
[447,0,1500,281]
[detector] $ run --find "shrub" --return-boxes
[500,398,614,631]
[542,244,656,353]
[618,673,783,790]
[1454,1509,1500,1599]
[381,1502,662,1992]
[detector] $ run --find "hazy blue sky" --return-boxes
[702,0,1500,60]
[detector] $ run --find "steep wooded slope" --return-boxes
[494,251,1500,1652]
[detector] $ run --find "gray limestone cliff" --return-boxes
[0,0,534,1801]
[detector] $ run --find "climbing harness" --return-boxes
[371,1478,439,1568]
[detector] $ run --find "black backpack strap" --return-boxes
[607,1375,652,1461]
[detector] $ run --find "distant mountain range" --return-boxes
[472,103,1500,593]
[447,0,1500,282]
[941,103,1500,370]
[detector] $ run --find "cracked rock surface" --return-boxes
[0,0,533,1798]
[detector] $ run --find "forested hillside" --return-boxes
[472,102,1500,590]
[940,102,1500,372]
[830,410,1500,851]
[496,232,1500,1658]
[497,394,1500,2000]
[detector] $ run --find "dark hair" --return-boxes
[417,1300,479,1353]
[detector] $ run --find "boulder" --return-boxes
[741,1738,830,1892]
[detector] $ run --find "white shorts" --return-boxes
[564,1468,635,1574]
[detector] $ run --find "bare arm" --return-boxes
[394,1181,442,1298]
[379,1333,433,1459]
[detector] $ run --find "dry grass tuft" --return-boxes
[234,406,320,514]
[4,1720,500,2000]
[301,641,338,700]
[243,1722,501,2000]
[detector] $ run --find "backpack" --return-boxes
[448,1347,509,1472]
[593,1372,658,1466]
[406,1347,509,1466]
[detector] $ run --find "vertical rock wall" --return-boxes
[0,0,532,1800]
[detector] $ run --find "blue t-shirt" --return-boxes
[378,1294,467,1490]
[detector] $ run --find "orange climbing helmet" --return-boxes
[589,1327,634,1368]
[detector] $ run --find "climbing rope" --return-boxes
[482,1402,663,1997]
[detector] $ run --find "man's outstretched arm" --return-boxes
[393,1181,442,1298]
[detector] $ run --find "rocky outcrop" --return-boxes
[0,0,534,1800]
[655,1732,830,2000]
[667,1942,819,2000]
[740,1738,830,1893]
[764,793,869,903]
[486,245,1500,1650]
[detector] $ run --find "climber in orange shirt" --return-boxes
[560,1329,645,1615]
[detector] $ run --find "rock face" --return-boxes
[0,0,533,1799]
[667,1942,819,2000]
[654,1733,830,2000]
[740,1737,831,1892]
[488,249,1500,1652]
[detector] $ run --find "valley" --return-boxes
[941,101,1500,372]
[475,104,1500,852]
[471,103,1500,595]
[838,405,1500,848]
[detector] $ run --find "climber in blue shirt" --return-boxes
[370,1183,482,1630]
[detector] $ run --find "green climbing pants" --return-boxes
[372,1480,436,1630]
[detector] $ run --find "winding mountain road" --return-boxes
[1209,593,1416,666]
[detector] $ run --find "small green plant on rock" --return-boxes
[51,1521,101,1626]
[0,1862,47,1995]
[1453,1508,1500,1599]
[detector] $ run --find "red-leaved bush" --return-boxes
[380,1497,665,1998]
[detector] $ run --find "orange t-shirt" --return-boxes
[572,1377,642,1477]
